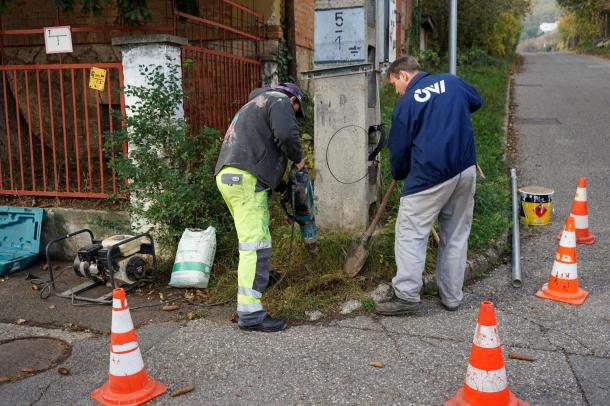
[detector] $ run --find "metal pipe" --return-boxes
[449,0,458,75]
[511,168,522,287]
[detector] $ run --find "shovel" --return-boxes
[344,179,397,277]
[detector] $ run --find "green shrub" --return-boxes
[105,63,232,253]
[458,48,499,67]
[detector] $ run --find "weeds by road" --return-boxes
[172,58,514,322]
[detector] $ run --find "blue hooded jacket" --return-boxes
[388,72,482,196]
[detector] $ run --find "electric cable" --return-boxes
[325,124,386,184]
[268,186,297,292]
[26,261,231,309]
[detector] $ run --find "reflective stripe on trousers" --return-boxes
[216,167,271,326]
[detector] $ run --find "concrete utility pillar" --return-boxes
[112,34,187,234]
[306,0,382,232]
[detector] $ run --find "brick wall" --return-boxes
[0,0,173,48]
[294,0,314,50]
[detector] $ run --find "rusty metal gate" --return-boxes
[0,63,126,198]
[174,1,263,135]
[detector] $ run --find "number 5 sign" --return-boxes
[314,7,365,64]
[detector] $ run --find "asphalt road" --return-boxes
[1,52,609,405]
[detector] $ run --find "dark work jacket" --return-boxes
[214,88,303,190]
[388,72,482,196]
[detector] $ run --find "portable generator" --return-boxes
[73,235,151,286]
[46,229,158,304]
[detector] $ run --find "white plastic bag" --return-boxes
[169,227,216,288]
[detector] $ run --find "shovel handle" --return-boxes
[362,179,397,243]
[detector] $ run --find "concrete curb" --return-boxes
[42,208,130,259]
[422,234,509,294]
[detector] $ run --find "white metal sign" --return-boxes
[314,7,365,64]
[44,26,73,54]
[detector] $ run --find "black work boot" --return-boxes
[374,294,423,316]
[239,315,287,332]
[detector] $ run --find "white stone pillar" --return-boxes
[111,34,187,235]
[112,34,187,118]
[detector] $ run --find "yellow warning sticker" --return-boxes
[89,67,107,91]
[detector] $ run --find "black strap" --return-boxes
[367,124,386,161]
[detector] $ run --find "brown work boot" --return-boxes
[374,295,423,316]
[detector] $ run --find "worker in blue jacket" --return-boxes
[375,56,482,316]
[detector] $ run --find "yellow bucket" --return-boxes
[519,186,554,225]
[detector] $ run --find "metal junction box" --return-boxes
[306,0,383,232]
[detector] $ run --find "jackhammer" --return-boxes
[281,164,318,254]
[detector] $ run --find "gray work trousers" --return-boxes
[393,165,476,307]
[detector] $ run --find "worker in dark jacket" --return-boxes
[375,56,482,316]
[215,83,305,332]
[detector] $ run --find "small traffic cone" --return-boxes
[559,177,595,244]
[91,288,166,405]
[537,216,589,305]
[445,301,527,406]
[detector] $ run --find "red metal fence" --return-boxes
[0,63,125,198]
[0,1,263,199]
[175,1,263,134]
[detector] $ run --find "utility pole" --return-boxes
[449,0,457,74]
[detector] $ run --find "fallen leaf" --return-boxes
[187,312,196,320]
[21,368,35,373]
[31,285,39,291]
[508,352,535,362]
[53,265,61,271]
[159,292,165,301]
[162,305,180,312]
[230,313,238,323]
[15,319,26,325]
[57,367,70,376]
[170,385,194,397]
[48,305,56,310]
[0,376,10,383]
[368,361,385,368]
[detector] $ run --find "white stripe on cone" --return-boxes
[465,365,508,393]
[559,230,576,247]
[109,345,145,376]
[112,341,139,354]
[574,187,587,202]
[111,309,135,334]
[472,324,501,349]
[113,298,127,310]
[551,261,578,280]
[571,214,588,229]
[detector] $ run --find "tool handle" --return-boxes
[362,179,397,243]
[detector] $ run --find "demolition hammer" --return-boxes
[281,164,318,254]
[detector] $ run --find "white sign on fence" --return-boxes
[314,7,365,64]
[44,26,73,54]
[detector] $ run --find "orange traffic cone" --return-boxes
[537,216,589,305]
[445,301,527,406]
[91,288,166,405]
[558,177,595,244]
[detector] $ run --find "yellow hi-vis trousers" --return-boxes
[216,167,271,326]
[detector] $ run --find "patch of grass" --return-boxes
[204,57,513,322]
[575,42,610,59]
[361,297,375,312]
[460,62,512,251]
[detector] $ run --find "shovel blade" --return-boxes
[343,242,370,277]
